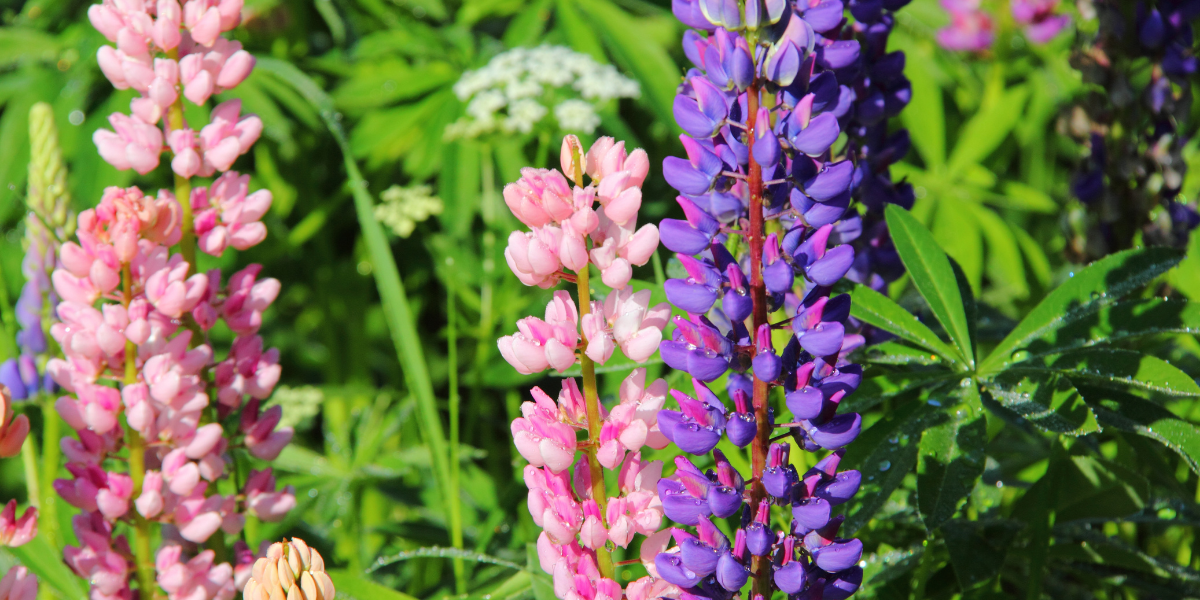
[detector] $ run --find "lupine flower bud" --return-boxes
[243,538,335,600]
[0,386,30,458]
[0,567,36,600]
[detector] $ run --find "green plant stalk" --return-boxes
[568,145,614,579]
[20,434,39,509]
[40,393,61,548]
[254,56,457,549]
[447,265,467,594]
[474,145,498,412]
[122,264,157,600]
[165,51,196,271]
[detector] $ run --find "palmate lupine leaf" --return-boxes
[916,408,987,532]
[841,370,957,413]
[946,85,1029,175]
[849,284,961,364]
[886,205,975,368]
[979,246,1185,375]
[988,370,1101,436]
[1048,349,1200,399]
[1022,298,1200,360]
[1080,385,1200,473]
[856,341,948,366]
[369,547,527,573]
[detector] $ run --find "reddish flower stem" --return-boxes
[745,84,774,598]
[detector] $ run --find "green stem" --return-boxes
[447,260,467,593]
[568,144,614,579]
[40,393,61,548]
[20,434,39,509]
[122,263,157,600]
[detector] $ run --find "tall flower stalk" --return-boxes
[27,1,307,598]
[651,0,915,597]
[499,135,678,599]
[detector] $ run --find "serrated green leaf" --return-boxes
[886,205,975,369]
[842,400,941,533]
[849,284,961,364]
[1082,386,1200,473]
[947,85,1028,174]
[917,411,987,531]
[7,534,87,600]
[1050,349,1200,398]
[980,247,1185,374]
[989,370,1100,436]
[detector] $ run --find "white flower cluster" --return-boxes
[265,385,325,429]
[446,45,640,139]
[374,184,444,238]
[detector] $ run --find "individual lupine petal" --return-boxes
[799,322,845,357]
[787,384,825,420]
[0,566,37,600]
[698,0,742,29]
[715,529,750,591]
[660,196,720,254]
[807,245,855,285]
[0,361,27,401]
[655,552,704,588]
[812,538,863,573]
[816,470,862,505]
[762,443,796,498]
[792,497,832,530]
[774,538,808,594]
[762,233,794,294]
[725,389,756,447]
[673,0,718,29]
[792,112,841,157]
[751,107,781,170]
[823,566,864,600]
[579,500,608,550]
[808,412,862,449]
[745,503,774,556]
[751,324,782,382]
[663,136,724,196]
[803,161,854,202]
[93,113,163,174]
[0,500,37,547]
[674,78,729,139]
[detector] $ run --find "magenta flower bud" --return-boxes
[745,503,775,556]
[763,233,794,294]
[752,324,783,382]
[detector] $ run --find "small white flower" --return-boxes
[554,99,601,134]
[446,45,639,140]
[374,184,444,238]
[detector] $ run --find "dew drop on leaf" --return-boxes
[879,460,891,472]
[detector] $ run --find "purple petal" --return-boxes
[716,552,750,592]
[803,0,845,31]
[812,539,863,573]
[725,413,757,447]
[787,386,825,420]
[816,471,862,505]
[681,538,722,576]
[707,485,744,518]
[722,289,753,322]
[792,497,832,530]
[762,465,796,498]
[823,567,864,600]
[804,161,854,201]
[752,352,782,382]
[664,157,717,195]
[660,219,715,255]
[815,40,861,70]
[792,113,841,157]
[807,245,855,286]
[687,349,732,382]
[766,42,801,86]
[0,359,27,400]
[799,322,845,356]
[674,0,718,29]
[752,128,781,170]
[763,259,794,294]
[746,522,774,556]
[656,553,705,588]
[810,412,862,449]
[773,560,808,594]
[675,95,721,139]
[661,487,713,527]
[666,279,720,313]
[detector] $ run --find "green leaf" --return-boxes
[842,371,956,413]
[369,547,527,573]
[947,85,1028,174]
[988,370,1101,436]
[842,399,940,533]
[504,0,554,47]
[917,410,987,531]
[1081,386,1200,473]
[7,534,87,600]
[857,341,950,366]
[554,0,607,60]
[886,204,975,369]
[979,247,1185,374]
[849,285,961,364]
[332,60,459,112]
[328,570,421,600]
[999,180,1058,213]
[941,519,1021,590]
[1050,349,1200,398]
[965,202,1028,300]
[932,197,982,297]
[898,45,945,168]
[256,57,455,528]
[1027,298,1200,359]
[578,0,680,128]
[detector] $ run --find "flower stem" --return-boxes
[20,434,39,510]
[568,143,614,580]
[164,50,195,271]
[40,393,61,548]
[122,263,158,600]
[447,261,467,594]
[744,83,774,599]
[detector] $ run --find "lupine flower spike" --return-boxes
[651,0,917,596]
[499,135,677,599]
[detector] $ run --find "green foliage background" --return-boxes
[0,0,1199,598]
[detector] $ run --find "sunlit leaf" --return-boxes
[917,409,987,531]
